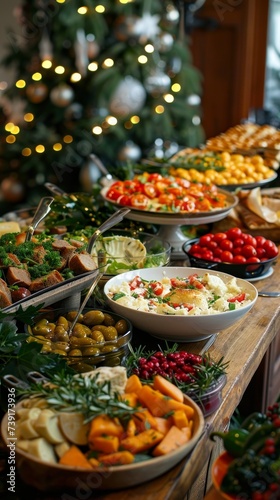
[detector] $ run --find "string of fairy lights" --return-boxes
[2,0,185,161]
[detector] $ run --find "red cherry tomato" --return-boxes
[242,234,257,247]
[147,173,163,182]
[200,249,213,261]
[232,255,247,264]
[149,282,164,295]
[228,292,246,303]
[233,237,245,248]
[255,235,267,247]
[213,232,227,243]
[220,250,233,262]
[220,239,233,251]
[246,256,260,263]
[129,194,150,210]
[117,194,131,206]
[226,227,243,240]
[142,183,158,199]
[213,247,223,258]
[256,247,266,259]
[263,240,279,259]
[199,234,213,247]
[232,246,243,256]
[188,244,202,255]
[241,244,257,258]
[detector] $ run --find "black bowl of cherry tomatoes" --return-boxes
[183,227,279,279]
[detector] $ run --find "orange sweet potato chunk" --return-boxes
[153,374,184,403]
[59,445,92,469]
[121,429,164,454]
[125,374,143,395]
[152,425,191,457]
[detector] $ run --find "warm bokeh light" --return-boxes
[24,113,34,122]
[171,83,181,92]
[106,116,118,125]
[11,125,20,134]
[6,135,16,144]
[42,60,52,69]
[144,44,154,53]
[5,123,14,132]
[155,105,165,114]
[22,148,32,156]
[164,94,174,103]
[56,0,65,3]
[35,145,45,153]
[95,5,105,13]
[63,135,73,143]
[92,126,102,135]
[53,143,62,151]
[88,62,98,71]
[77,6,88,14]
[70,73,82,82]
[138,55,148,64]
[124,121,133,129]
[102,58,114,68]
[32,72,42,81]
[15,80,26,88]
[54,66,65,74]
[130,115,140,124]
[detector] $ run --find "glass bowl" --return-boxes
[26,308,133,373]
[187,374,227,417]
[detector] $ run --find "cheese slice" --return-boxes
[0,221,21,236]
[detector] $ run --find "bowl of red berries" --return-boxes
[127,345,228,417]
[183,227,279,279]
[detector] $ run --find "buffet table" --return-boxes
[1,257,279,500]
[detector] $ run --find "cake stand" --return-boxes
[101,188,238,259]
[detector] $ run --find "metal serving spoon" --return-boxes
[258,291,280,297]
[87,207,131,254]
[68,272,104,337]
[25,197,54,242]
[89,154,116,186]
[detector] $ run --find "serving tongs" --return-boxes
[25,196,54,242]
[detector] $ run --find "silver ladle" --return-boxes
[25,197,54,242]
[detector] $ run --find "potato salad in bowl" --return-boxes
[104,267,258,341]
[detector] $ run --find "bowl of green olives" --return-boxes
[26,308,133,372]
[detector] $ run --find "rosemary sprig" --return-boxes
[17,372,139,423]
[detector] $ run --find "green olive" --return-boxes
[68,348,83,357]
[82,310,105,326]
[32,325,53,336]
[103,326,118,341]
[53,331,70,342]
[56,316,69,329]
[72,323,91,337]
[90,330,105,343]
[69,362,96,373]
[54,325,67,336]
[82,347,101,356]
[101,345,117,353]
[51,341,69,352]
[102,313,115,326]
[91,324,108,334]
[66,311,83,322]
[51,349,67,356]
[114,319,128,336]
[69,337,96,346]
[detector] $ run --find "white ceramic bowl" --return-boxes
[1,394,204,491]
[103,267,258,341]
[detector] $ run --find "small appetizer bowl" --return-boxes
[26,308,133,373]
[187,374,227,417]
[183,238,278,280]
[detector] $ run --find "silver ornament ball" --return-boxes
[109,77,146,117]
[50,84,74,107]
[145,70,171,95]
[118,141,142,162]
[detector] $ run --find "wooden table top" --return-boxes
[1,259,280,499]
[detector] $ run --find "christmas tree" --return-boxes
[0,0,204,210]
